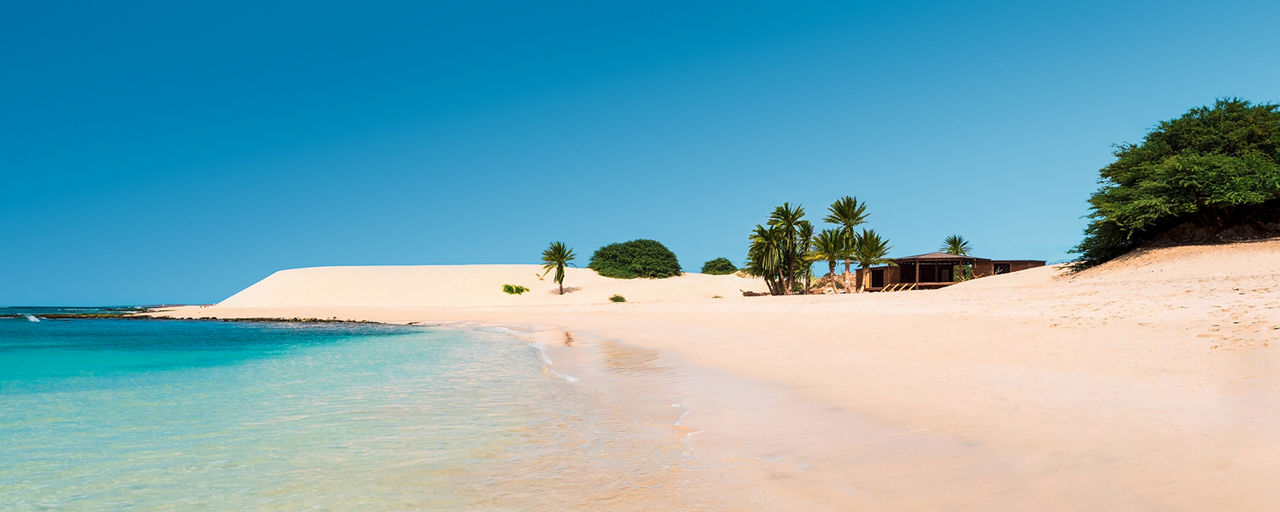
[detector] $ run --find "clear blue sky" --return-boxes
[3,1,1278,305]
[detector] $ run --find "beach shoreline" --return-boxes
[143,240,1280,510]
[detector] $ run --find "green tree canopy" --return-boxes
[700,257,738,275]
[1074,98,1280,268]
[588,239,682,279]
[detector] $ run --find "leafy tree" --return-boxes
[700,257,738,275]
[541,241,576,295]
[823,196,869,290]
[588,239,682,279]
[940,234,972,256]
[1074,98,1280,268]
[849,229,895,292]
[809,228,846,293]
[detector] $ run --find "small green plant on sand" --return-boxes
[502,284,530,295]
[609,294,626,303]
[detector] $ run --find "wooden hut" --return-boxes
[858,252,1046,291]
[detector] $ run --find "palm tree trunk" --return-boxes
[778,252,788,295]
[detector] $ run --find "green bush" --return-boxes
[700,257,738,275]
[587,239,682,279]
[502,284,530,295]
[609,294,626,303]
[1074,98,1280,268]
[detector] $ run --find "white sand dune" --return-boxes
[219,265,768,308]
[151,240,1280,510]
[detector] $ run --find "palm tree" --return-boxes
[941,234,974,282]
[796,220,814,293]
[541,241,576,295]
[747,224,786,295]
[810,228,845,294]
[941,234,972,256]
[849,229,894,292]
[823,196,868,291]
[768,202,807,294]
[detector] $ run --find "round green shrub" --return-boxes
[609,294,626,303]
[587,239,682,279]
[700,257,737,275]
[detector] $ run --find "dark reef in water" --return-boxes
[180,316,381,324]
[0,312,146,320]
[3,309,378,324]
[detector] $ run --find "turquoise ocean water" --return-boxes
[0,311,692,510]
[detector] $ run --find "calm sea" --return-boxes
[0,311,702,510]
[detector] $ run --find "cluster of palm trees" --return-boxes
[541,228,973,297]
[745,202,812,295]
[746,196,894,295]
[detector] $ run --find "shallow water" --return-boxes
[0,318,708,510]
[4,314,959,510]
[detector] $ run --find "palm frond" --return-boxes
[941,234,972,256]
[851,228,895,268]
[823,196,868,231]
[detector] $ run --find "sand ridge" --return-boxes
[218,265,768,308]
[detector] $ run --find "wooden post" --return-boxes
[914,262,920,283]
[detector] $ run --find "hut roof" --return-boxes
[894,252,993,262]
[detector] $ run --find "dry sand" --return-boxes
[150,240,1280,510]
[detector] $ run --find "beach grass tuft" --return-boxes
[502,284,531,295]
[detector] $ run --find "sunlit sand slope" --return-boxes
[219,265,768,308]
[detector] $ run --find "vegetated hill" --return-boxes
[1073,99,1280,268]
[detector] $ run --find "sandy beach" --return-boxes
[149,240,1280,510]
